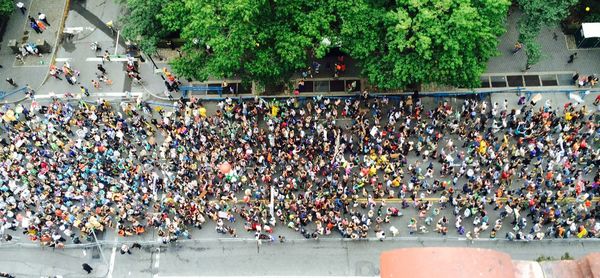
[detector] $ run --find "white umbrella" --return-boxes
[466,169,474,177]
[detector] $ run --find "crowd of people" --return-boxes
[0,92,598,248]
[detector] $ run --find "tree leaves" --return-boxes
[165,0,340,88]
[517,0,579,66]
[342,0,510,89]
[121,0,511,90]
[0,0,13,17]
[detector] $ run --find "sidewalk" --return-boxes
[0,0,68,99]
[486,10,600,75]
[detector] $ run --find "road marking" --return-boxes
[107,225,119,278]
[34,92,143,99]
[154,248,160,268]
[63,26,95,33]
[115,30,120,55]
[54,57,138,62]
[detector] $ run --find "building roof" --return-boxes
[380,247,600,278]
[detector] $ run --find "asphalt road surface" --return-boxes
[1,238,599,277]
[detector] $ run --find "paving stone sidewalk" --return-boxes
[0,0,68,98]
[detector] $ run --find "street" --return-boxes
[1,238,599,277]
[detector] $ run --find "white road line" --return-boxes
[107,226,119,278]
[54,57,138,62]
[34,92,143,99]
[115,30,120,55]
[154,248,160,268]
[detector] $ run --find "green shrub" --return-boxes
[0,0,13,17]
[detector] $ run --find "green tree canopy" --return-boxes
[0,0,13,17]
[118,0,179,54]
[122,0,511,90]
[517,0,580,66]
[339,0,510,89]
[166,0,339,89]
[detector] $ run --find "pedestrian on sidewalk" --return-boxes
[30,21,42,34]
[97,64,107,74]
[28,16,36,24]
[567,53,577,64]
[25,84,35,99]
[16,2,26,15]
[102,51,111,63]
[131,242,142,249]
[36,20,47,32]
[91,79,100,89]
[5,78,17,87]
[81,263,93,274]
[38,12,50,26]
[120,244,132,255]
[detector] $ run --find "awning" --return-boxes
[582,22,600,38]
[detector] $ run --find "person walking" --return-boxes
[80,85,90,97]
[102,51,111,63]
[82,263,93,274]
[120,244,132,255]
[25,84,35,99]
[49,65,62,80]
[38,12,50,26]
[16,2,26,15]
[567,53,577,64]
[6,78,17,87]
[512,42,522,54]
[97,64,107,74]
[30,21,42,34]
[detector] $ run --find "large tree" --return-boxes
[118,0,177,54]
[165,0,338,89]
[339,0,510,89]
[517,0,580,67]
[0,0,13,17]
